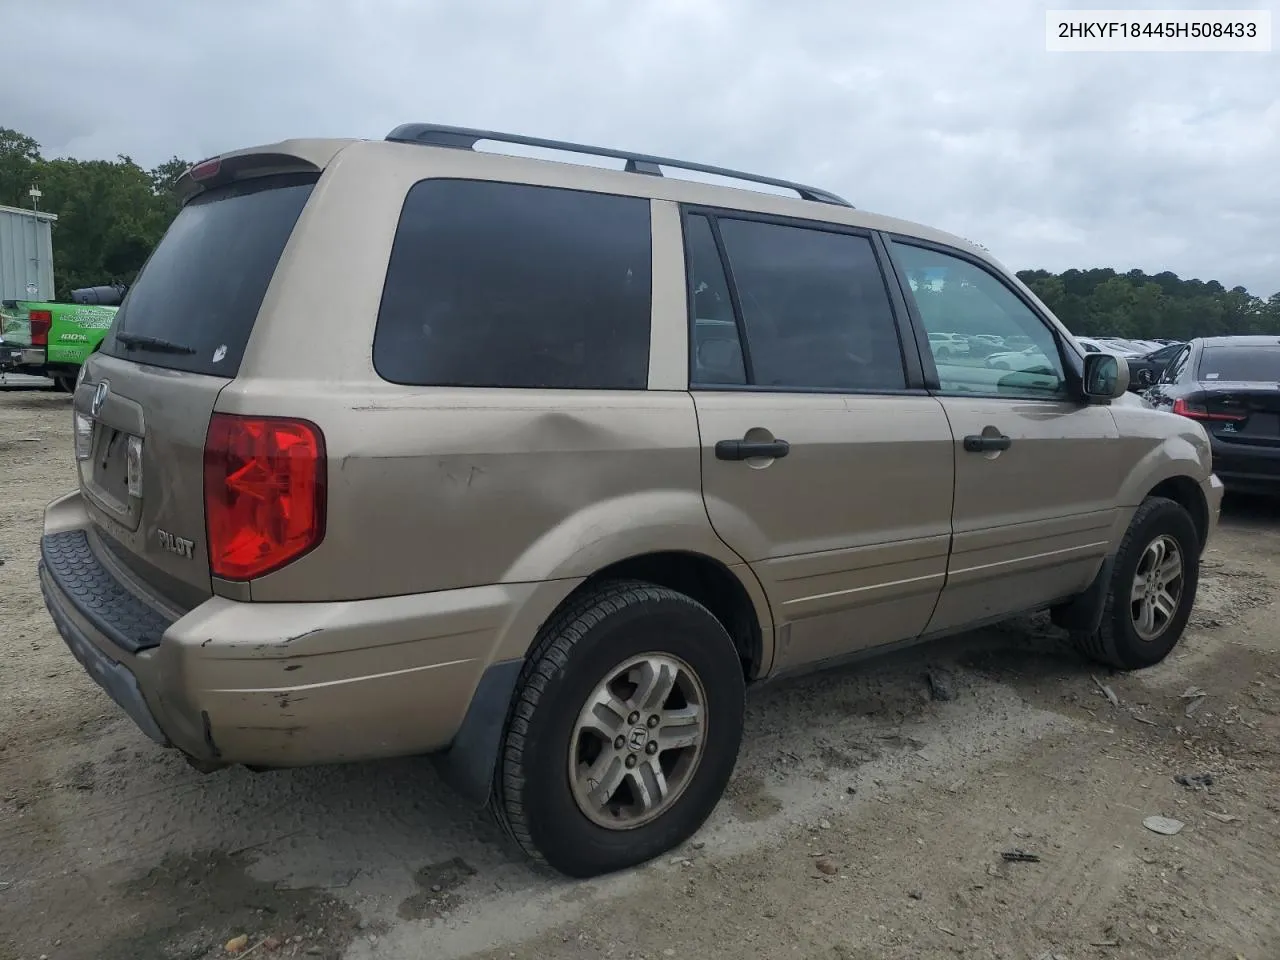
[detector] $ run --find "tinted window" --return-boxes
[1197,345,1280,382]
[685,214,745,385]
[374,180,651,390]
[103,173,316,376]
[891,241,1067,399]
[715,219,905,391]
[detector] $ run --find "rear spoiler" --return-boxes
[175,139,355,206]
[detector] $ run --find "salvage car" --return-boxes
[40,125,1223,878]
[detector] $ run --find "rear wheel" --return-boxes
[53,374,75,393]
[1071,496,1200,670]
[492,581,745,877]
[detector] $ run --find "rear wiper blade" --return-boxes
[115,332,197,354]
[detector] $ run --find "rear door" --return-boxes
[884,237,1124,633]
[686,211,955,673]
[77,170,318,607]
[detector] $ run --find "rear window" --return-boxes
[373,180,651,390]
[102,172,317,376]
[1198,346,1280,382]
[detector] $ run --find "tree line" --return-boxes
[1,127,188,298]
[2,126,1278,338]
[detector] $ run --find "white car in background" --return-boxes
[927,331,971,359]
[983,344,1052,370]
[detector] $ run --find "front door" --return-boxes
[885,238,1125,633]
[683,211,955,673]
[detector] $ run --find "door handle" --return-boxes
[963,434,1012,453]
[715,439,791,461]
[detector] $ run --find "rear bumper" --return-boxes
[1210,438,1280,494]
[39,490,574,770]
[1,345,46,374]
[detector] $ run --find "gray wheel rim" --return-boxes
[568,652,707,830]
[1130,534,1184,641]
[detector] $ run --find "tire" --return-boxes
[53,374,75,393]
[936,347,951,360]
[491,580,746,878]
[1071,496,1200,670]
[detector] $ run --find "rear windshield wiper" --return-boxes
[115,332,197,354]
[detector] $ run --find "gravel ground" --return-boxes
[2,388,1278,960]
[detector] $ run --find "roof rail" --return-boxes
[384,123,853,208]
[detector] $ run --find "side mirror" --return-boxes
[1133,367,1155,388]
[1082,353,1129,402]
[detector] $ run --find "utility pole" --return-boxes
[28,184,41,211]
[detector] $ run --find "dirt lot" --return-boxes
[2,388,1278,960]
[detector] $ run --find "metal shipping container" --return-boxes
[0,204,58,302]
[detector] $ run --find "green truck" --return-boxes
[1,286,123,391]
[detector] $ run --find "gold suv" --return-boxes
[39,124,1223,878]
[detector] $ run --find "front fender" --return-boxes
[1109,404,1212,536]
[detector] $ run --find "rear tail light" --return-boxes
[189,157,222,181]
[203,414,326,580]
[74,413,93,461]
[29,309,52,347]
[1171,397,1246,422]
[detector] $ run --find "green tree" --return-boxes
[0,127,41,208]
[1016,266,1280,340]
[2,130,192,297]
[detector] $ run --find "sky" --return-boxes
[3,0,1278,295]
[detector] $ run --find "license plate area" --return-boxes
[1221,412,1280,445]
[84,426,144,525]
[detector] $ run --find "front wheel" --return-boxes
[492,581,746,877]
[53,374,75,393]
[1071,496,1200,670]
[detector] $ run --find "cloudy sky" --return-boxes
[4,0,1278,294]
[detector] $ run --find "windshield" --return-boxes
[1198,346,1280,382]
[102,172,317,376]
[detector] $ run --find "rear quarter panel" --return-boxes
[225,141,751,635]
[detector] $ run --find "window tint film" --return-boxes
[891,241,1067,399]
[685,214,746,385]
[102,173,317,377]
[374,180,652,390]
[715,219,905,391]
[1198,345,1280,382]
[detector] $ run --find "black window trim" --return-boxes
[678,204,928,396]
[371,176,655,392]
[1162,344,1192,384]
[880,232,1087,404]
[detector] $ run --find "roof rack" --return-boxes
[384,123,853,208]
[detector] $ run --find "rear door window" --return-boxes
[709,217,907,391]
[102,172,317,376]
[1198,346,1280,382]
[373,180,652,390]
